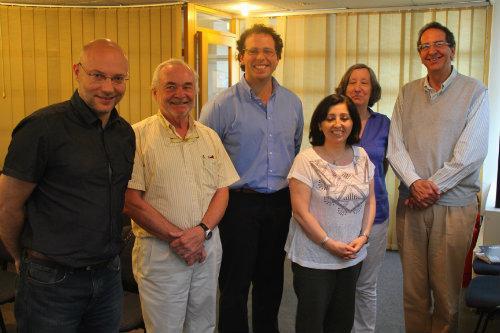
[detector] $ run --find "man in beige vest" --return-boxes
[388,22,489,333]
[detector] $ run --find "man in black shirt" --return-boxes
[0,39,135,332]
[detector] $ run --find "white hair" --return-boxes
[150,59,199,93]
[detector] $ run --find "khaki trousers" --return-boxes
[396,199,476,333]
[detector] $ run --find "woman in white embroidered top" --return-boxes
[285,94,376,333]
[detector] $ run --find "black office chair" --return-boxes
[465,258,500,333]
[0,240,16,333]
[119,226,145,332]
[473,258,500,276]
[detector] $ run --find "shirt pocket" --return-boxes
[202,155,219,190]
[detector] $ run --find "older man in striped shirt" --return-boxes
[387,22,489,333]
[124,59,239,333]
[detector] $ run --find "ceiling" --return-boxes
[1,0,492,16]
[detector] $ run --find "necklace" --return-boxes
[319,146,351,165]
[332,148,348,165]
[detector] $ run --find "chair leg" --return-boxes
[0,310,7,333]
[480,310,498,333]
[474,312,485,333]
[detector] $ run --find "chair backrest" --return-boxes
[120,226,138,293]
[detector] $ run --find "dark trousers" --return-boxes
[218,188,291,333]
[15,254,122,333]
[292,261,362,333]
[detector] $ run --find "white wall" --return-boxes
[481,2,500,244]
[483,3,500,205]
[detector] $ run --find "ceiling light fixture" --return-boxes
[239,2,249,17]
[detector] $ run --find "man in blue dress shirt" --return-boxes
[200,24,304,333]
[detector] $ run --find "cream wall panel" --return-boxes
[356,14,369,65]
[0,4,183,167]
[335,14,348,86]
[457,9,473,75]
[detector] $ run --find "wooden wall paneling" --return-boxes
[46,7,61,105]
[117,8,130,121]
[149,6,161,116]
[82,8,95,44]
[8,7,25,125]
[58,8,74,101]
[139,7,152,120]
[33,7,49,109]
[20,7,36,116]
[160,6,172,62]
[171,5,182,59]
[105,8,118,42]
[0,7,12,164]
[128,8,141,125]
[95,8,106,39]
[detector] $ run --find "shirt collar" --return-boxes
[70,90,120,127]
[240,76,280,101]
[156,111,199,142]
[424,66,458,99]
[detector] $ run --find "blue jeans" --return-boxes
[15,255,123,333]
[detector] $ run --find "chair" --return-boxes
[0,240,16,333]
[473,258,500,276]
[119,226,145,332]
[465,258,500,333]
[465,275,500,333]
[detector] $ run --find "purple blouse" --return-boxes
[357,109,390,224]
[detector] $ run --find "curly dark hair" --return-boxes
[335,63,381,107]
[236,24,283,71]
[417,21,456,51]
[309,94,361,147]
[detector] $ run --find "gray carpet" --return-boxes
[2,251,500,332]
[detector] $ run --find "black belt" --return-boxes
[230,187,289,195]
[26,249,115,272]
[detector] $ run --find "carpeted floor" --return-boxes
[2,250,499,332]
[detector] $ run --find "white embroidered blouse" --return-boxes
[285,146,375,270]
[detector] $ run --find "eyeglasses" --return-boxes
[78,63,129,85]
[417,41,451,52]
[243,48,276,57]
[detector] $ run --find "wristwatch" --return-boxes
[198,222,212,240]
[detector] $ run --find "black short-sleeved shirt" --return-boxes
[3,91,135,267]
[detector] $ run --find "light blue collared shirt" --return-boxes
[200,76,304,193]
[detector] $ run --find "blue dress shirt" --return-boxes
[200,77,304,193]
[358,109,390,224]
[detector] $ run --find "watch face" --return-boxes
[205,230,213,240]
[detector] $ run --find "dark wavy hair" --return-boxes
[309,94,361,147]
[236,24,283,71]
[417,21,456,51]
[335,63,381,107]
